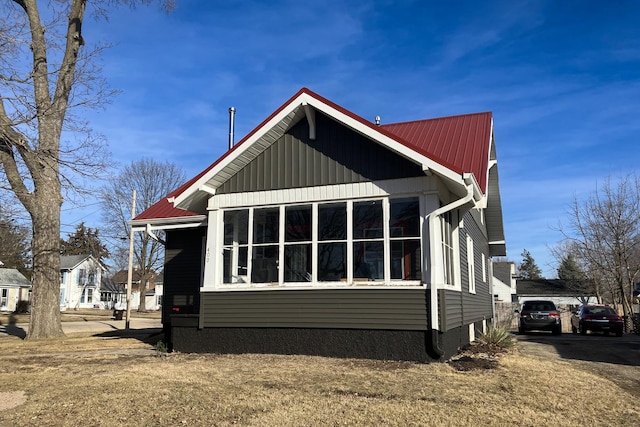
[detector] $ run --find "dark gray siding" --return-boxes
[440,210,492,331]
[201,288,428,330]
[218,112,424,194]
[461,211,492,324]
[162,227,206,327]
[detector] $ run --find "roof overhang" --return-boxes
[169,89,471,213]
[130,214,207,232]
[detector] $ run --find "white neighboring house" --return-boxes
[0,267,31,312]
[492,261,517,303]
[60,255,106,311]
[110,269,163,311]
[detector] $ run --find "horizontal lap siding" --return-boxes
[202,288,428,330]
[440,289,463,331]
[462,211,493,323]
[440,211,493,331]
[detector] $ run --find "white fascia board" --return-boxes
[130,215,207,232]
[304,95,466,189]
[462,172,484,203]
[171,95,308,209]
[199,184,217,195]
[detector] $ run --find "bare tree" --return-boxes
[0,1,172,339]
[101,158,186,311]
[562,174,640,331]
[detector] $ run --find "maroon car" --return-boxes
[571,305,624,337]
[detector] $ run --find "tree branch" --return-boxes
[0,97,34,211]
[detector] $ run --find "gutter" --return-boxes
[426,174,478,357]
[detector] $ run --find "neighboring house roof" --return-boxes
[111,270,157,291]
[516,279,594,297]
[133,88,498,230]
[60,254,105,271]
[100,277,126,294]
[0,268,31,288]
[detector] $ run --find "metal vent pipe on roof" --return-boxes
[375,115,381,125]
[228,107,236,150]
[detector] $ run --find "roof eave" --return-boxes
[170,89,473,212]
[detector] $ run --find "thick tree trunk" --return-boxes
[27,176,64,339]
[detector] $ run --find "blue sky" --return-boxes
[62,0,640,277]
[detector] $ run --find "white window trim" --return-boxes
[206,195,426,291]
[467,235,476,294]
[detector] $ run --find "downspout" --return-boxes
[426,179,476,357]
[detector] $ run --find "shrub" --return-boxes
[154,340,168,357]
[478,326,515,349]
[14,300,30,314]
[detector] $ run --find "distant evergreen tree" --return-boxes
[0,214,31,278]
[60,222,109,264]
[519,249,543,280]
[557,253,586,282]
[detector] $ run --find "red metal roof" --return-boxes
[135,89,492,221]
[381,112,492,193]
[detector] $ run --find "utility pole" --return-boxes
[125,190,136,330]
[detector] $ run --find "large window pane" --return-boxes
[285,205,312,242]
[354,200,383,239]
[318,242,346,281]
[319,203,346,240]
[353,241,384,280]
[224,210,248,245]
[390,198,420,237]
[284,244,312,282]
[223,246,248,283]
[254,208,279,244]
[251,245,279,283]
[391,240,421,280]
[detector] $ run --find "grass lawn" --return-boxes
[0,332,638,426]
[0,308,161,325]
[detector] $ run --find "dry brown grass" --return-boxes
[0,309,160,325]
[0,334,638,427]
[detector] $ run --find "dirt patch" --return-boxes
[447,343,510,371]
[0,391,26,410]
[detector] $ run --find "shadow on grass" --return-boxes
[0,324,26,339]
[94,328,164,346]
[516,330,640,366]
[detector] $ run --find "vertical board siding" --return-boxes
[201,288,428,331]
[218,112,424,194]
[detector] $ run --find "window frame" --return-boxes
[216,196,423,288]
[466,234,476,294]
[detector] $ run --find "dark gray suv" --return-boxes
[516,300,562,335]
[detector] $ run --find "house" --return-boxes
[492,261,517,303]
[515,279,597,307]
[99,276,126,310]
[109,269,162,311]
[131,88,506,362]
[59,255,105,311]
[0,268,31,312]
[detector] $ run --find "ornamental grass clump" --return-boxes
[478,325,515,350]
